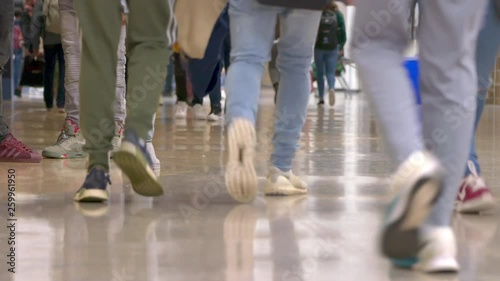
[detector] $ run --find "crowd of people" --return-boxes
[0,0,499,276]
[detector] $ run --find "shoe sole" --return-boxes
[73,188,109,203]
[456,194,497,213]
[225,119,257,203]
[113,142,163,197]
[42,150,87,159]
[0,157,42,163]
[382,177,442,259]
[264,178,307,196]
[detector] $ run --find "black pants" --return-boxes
[43,44,65,109]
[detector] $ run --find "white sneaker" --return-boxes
[382,151,443,259]
[328,89,335,106]
[207,109,223,121]
[175,101,188,119]
[265,166,307,196]
[225,118,257,203]
[192,104,207,120]
[455,161,496,213]
[392,227,459,273]
[146,142,161,177]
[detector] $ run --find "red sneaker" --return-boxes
[456,161,496,213]
[0,134,42,163]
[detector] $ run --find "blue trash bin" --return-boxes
[404,58,420,105]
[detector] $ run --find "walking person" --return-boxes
[30,0,65,112]
[223,0,324,202]
[455,0,500,214]
[42,0,127,159]
[0,0,42,162]
[314,2,346,106]
[73,0,175,202]
[352,0,487,273]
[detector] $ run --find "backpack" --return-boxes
[42,0,60,34]
[257,0,329,10]
[315,11,339,50]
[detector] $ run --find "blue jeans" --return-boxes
[13,48,23,88]
[226,0,321,171]
[314,47,338,100]
[466,0,500,176]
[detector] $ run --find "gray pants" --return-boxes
[59,0,126,124]
[0,0,13,139]
[352,0,487,226]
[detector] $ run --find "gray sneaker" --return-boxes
[42,119,86,159]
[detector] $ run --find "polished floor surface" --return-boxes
[0,90,499,281]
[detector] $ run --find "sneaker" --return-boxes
[112,121,124,152]
[192,104,207,120]
[382,151,443,259]
[265,166,307,196]
[146,142,161,177]
[112,130,163,196]
[175,101,188,119]
[42,119,86,159]
[318,100,325,106]
[392,227,459,273]
[58,107,66,113]
[225,118,257,203]
[207,107,223,122]
[0,134,42,163]
[455,161,496,213]
[73,166,111,202]
[328,89,335,106]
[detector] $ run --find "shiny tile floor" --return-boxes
[0,90,499,281]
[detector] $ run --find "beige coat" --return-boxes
[175,0,228,59]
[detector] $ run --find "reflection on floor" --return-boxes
[0,90,499,281]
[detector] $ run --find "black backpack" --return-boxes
[257,0,329,10]
[315,11,339,50]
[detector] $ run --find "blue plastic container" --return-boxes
[404,58,420,105]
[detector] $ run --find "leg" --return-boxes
[0,0,13,140]
[59,0,81,124]
[225,0,279,202]
[314,50,326,101]
[114,24,127,124]
[56,44,66,109]
[324,48,338,90]
[466,0,500,176]
[43,45,58,110]
[75,0,121,170]
[270,9,322,172]
[173,53,188,102]
[163,55,174,95]
[208,61,223,112]
[225,0,277,124]
[420,0,488,226]
[124,0,171,139]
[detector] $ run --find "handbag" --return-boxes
[20,56,44,87]
[257,0,330,10]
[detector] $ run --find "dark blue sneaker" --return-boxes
[73,166,111,202]
[112,129,163,196]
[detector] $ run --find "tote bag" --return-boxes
[20,57,44,87]
[257,0,330,10]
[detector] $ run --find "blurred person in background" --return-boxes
[314,1,346,106]
[0,0,42,162]
[352,0,487,274]
[13,8,24,97]
[30,0,65,112]
[455,0,500,214]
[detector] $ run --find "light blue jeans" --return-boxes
[225,0,321,171]
[314,47,339,100]
[466,0,500,176]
